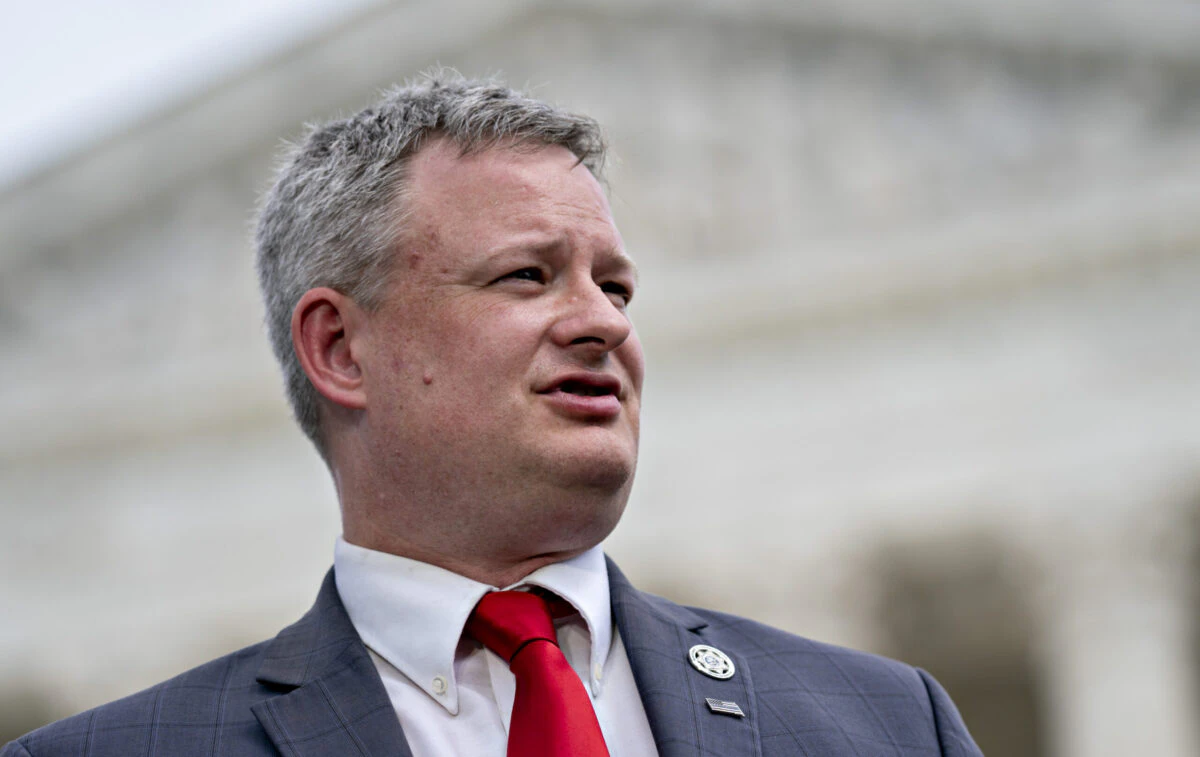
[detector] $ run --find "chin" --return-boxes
[515,415,631,474]
[541,436,638,493]
[547,479,631,552]
[504,443,636,557]
[565,456,636,493]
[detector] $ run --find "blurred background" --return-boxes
[2,0,1199,754]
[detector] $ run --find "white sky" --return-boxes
[0,0,380,187]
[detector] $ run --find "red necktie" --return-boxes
[465,591,611,757]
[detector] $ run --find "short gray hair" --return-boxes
[255,71,608,457]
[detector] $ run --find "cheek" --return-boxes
[424,324,533,390]
[409,300,546,388]
[456,307,545,357]
[620,336,647,390]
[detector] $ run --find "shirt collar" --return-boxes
[333,537,613,715]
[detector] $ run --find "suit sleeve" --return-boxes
[917,669,985,756]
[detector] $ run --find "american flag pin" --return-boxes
[705,698,746,718]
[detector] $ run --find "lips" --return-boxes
[540,372,621,397]
[537,372,623,419]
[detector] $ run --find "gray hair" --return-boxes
[255,71,608,457]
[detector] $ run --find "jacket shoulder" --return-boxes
[693,605,926,690]
[5,640,278,757]
[685,606,982,756]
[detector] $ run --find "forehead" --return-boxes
[401,138,617,242]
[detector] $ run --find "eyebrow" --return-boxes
[609,250,640,283]
[488,235,639,281]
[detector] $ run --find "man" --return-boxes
[4,74,982,756]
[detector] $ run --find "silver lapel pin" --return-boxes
[705,697,746,718]
[688,644,735,679]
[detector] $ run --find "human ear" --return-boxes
[291,287,368,410]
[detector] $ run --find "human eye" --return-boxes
[493,267,546,284]
[601,281,634,307]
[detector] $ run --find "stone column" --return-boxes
[1036,520,1198,757]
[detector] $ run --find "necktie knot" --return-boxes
[464,589,611,756]
[466,590,558,662]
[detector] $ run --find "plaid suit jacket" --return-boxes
[4,559,981,756]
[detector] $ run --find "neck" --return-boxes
[340,527,591,587]
[328,436,630,588]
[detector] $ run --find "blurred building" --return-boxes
[3,1,1200,755]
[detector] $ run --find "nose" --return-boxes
[549,276,633,356]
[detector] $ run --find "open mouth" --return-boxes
[537,373,623,408]
[538,374,623,418]
[557,380,616,397]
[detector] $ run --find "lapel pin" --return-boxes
[688,644,735,679]
[705,697,746,718]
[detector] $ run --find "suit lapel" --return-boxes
[251,570,412,757]
[249,561,764,757]
[608,558,763,757]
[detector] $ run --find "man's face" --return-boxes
[354,139,644,544]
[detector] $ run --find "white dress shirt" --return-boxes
[334,538,659,757]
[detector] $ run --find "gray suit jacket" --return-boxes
[4,560,982,756]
